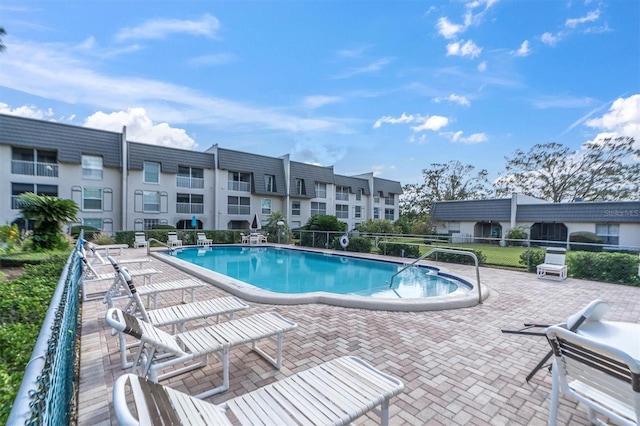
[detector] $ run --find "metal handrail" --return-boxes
[146,238,175,255]
[389,247,483,304]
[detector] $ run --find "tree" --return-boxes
[17,192,79,251]
[400,160,492,215]
[356,218,397,234]
[495,137,640,202]
[299,214,346,248]
[263,211,288,243]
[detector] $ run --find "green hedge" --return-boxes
[0,254,67,424]
[377,242,420,258]
[429,248,487,265]
[115,230,243,247]
[330,236,372,253]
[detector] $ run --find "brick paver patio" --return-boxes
[78,246,640,425]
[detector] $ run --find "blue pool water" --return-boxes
[172,246,468,299]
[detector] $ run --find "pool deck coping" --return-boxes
[154,244,490,312]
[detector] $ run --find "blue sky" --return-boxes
[1,0,638,187]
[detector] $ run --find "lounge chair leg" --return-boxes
[380,399,390,426]
[548,360,559,426]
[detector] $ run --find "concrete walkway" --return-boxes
[78,246,640,425]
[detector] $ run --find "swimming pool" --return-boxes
[157,246,488,311]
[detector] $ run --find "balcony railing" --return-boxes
[227,206,250,215]
[12,160,59,177]
[176,203,204,214]
[176,176,204,189]
[228,181,251,192]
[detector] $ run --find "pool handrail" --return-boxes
[389,247,482,304]
[146,238,175,255]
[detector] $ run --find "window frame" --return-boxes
[315,182,327,198]
[261,198,272,215]
[335,204,349,219]
[311,201,326,216]
[82,155,103,180]
[291,200,301,216]
[143,161,160,184]
[142,190,160,213]
[83,187,103,211]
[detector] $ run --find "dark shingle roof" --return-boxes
[217,148,286,195]
[128,142,215,174]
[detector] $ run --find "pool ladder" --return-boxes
[389,247,483,304]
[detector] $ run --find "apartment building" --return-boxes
[0,114,402,233]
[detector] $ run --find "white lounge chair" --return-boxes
[133,232,148,249]
[108,268,249,369]
[536,247,568,280]
[240,232,249,244]
[167,232,182,247]
[546,325,640,426]
[79,252,161,302]
[113,356,405,426]
[86,244,150,268]
[105,259,205,309]
[105,307,297,398]
[196,232,212,246]
[83,240,129,256]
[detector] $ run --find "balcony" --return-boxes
[176,203,204,214]
[228,181,251,192]
[227,206,250,215]
[176,176,204,189]
[11,160,59,178]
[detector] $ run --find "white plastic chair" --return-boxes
[166,232,182,247]
[133,232,148,249]
[546,325,640,426]
[196,232,212,246]
[537,247,568,280]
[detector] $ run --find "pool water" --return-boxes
[173,246,464,299]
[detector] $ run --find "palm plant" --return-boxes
[264,211,288,243]
[17,192,79,250]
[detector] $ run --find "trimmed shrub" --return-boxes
[377,242,420,258]
[430,248,486,265]
[506,227,529,247]
[69,225,100,241]
[520,248,546,272]
[330,236,372,253]
[567,251,640,285]
[569,231,602,252]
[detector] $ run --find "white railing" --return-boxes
[12,160,59,177]
[176,176,204,189]
[228,205,250,215]
[176,203,204,214]
[228,181,251,192]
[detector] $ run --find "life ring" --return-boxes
[339,235,349,248]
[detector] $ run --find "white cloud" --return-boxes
[373,112,415,128]
[434,93,470,106]
[531,95,596,109]
[0,103,54,119]
[84,108,197,149]
[337,46,371,58]
[408,134,428,144]
[512,40,531,57]
[445,130,488,144]
[188,53,235,66]
[585,94,640,141]
[540,32,560,46]
[0,39,347,134]
[436,17,465,39]
[565,9,600,28]
[446,40,482,59]
[411,115,449,132]
[303,95,342,109]
[334,58,393,79]
[477,61,487,71]
[115,14,221,41]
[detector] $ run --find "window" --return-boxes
[335,204,348,219]
[315,182,326,198]
[295,179,305,195]
[385,195,395,205]
[291,201,301,216]
[11,183,59,209]
[374,195,380,203]
[177,166,204,188]
[177,193,204,214]
[82,155,103,180]
[144,219,160,230]
[336,186,349,201]
[373,207,380,219]
[356,189,362,201]
[11,148,58,177]
[291,221,301,229]
[264,175,275,192]
[227,196,250,214]
[354,206,362,219]
[143,191,160,212]
[261,198,272,215]
[83,218,102,229]
[384,208,395,220]
[83,188,103,210]
[144,162,160,183]
[596,223,620,245]
[311,202,326,216]
[228,171,251,192]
